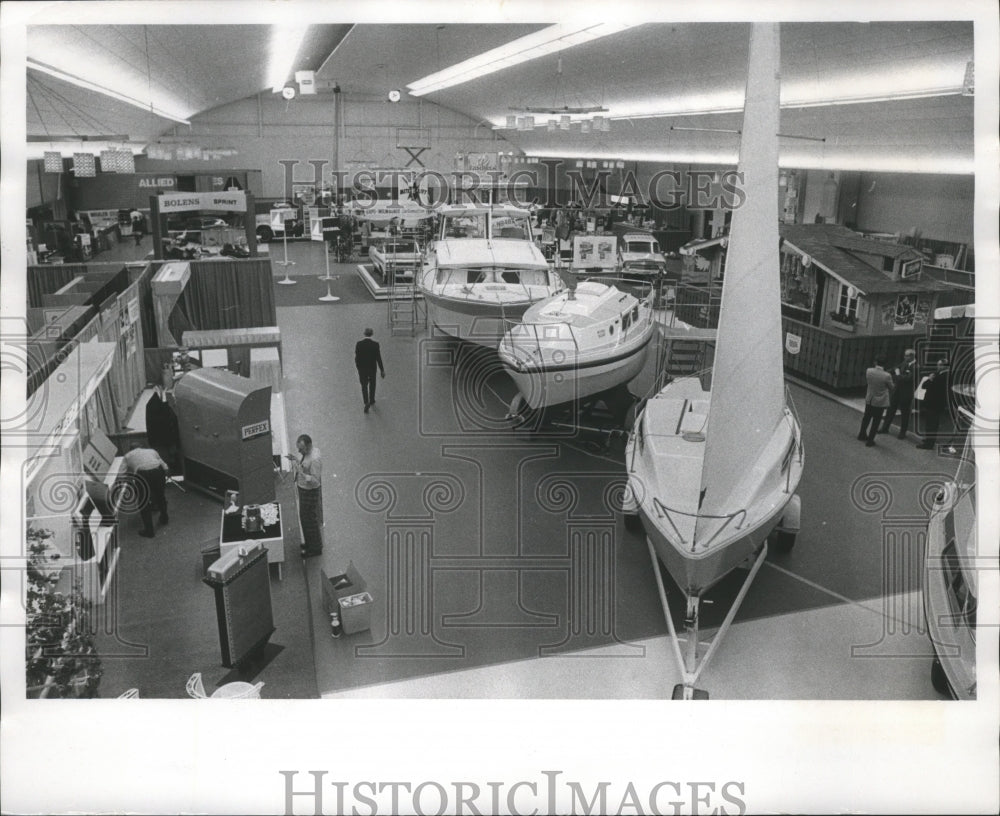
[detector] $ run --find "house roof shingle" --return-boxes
[779,224,950,295]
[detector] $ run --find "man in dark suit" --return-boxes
[879,348,917,438]
[354,327,385,413]
[916,358,950,449]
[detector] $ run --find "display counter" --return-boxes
[220,502,284,580]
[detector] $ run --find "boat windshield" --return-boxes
[492,214,533,240]
[442,213,488,239]
[439,211,533,240]
[437,267,551,286]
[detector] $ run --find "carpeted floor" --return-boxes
[96,473,318,699]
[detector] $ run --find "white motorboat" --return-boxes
[416,205,565,347]
[923,407,978,701]
[622,23,804,698]
[497,277,656,412]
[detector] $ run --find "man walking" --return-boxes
[354,327,385,413]
[879,348,917,438]
[130,208,145,246]
[857,355,893,447]
[123,443,170,538]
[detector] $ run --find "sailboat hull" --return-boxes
[639,495,790,596]
[502,339,651,409]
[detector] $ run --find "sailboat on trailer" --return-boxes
[622,23,804,698]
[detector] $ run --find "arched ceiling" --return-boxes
[23,19,976,172]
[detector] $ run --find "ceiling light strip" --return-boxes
[27,59,192,125]
[268,25,310,92]
[407,22,631,96]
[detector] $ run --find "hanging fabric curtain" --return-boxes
[27,264,87,307]
[175,260,277,330]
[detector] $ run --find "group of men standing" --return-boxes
[858,349,950,449]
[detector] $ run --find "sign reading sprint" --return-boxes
[158,191,247,213]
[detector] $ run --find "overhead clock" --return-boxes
[281,86,296,100]
[388,89,401,103]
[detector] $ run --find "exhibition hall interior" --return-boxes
[14,17,992,702]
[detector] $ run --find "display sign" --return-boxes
[572,234,616,269]
[158,191,247,213]
[785,332,802,355]
[240,419,271,441]
[900,258,922,279]
[139,176,177,189]
[78,209,121,228]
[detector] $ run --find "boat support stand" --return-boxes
[646,537,769,700]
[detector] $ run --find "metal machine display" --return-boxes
[174,368,275,505]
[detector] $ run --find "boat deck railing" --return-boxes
[498,276,655,368]
[650,498,748,553]
[781,386,806,493]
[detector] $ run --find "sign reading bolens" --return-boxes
[158,191,248,213]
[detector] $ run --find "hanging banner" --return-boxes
[785,332,802,355]
[157,191,247,213]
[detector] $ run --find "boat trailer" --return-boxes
[646,538,770,700]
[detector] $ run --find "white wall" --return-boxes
[140,93,516,198]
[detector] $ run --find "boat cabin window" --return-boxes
[632,306,640,322]
[499,268,549,286]
[622,312,632,331]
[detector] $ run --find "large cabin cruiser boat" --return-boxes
[622,23,804,699]
[416,205,564,347]
[498,278,656,413]
[924,406,979,701]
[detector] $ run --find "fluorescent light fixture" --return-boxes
[268,25,310,92]
[27,59,192,125]
[486,54,970,128]
[407,23,631,96]
[515,147,973,174]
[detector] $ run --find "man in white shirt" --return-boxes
[124,444,169,538]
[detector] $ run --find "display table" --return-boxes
[220,503,285,580]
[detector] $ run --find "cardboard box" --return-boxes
[320,561,366,616]
[338,591,373,635]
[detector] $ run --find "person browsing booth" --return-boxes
[124,443,170,538]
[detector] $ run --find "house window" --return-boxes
[837,283,859,321]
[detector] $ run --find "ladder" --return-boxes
[387,274,420,335]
